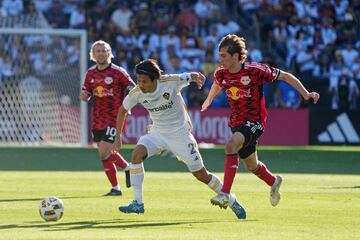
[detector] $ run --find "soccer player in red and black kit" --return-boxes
[80,40,135,196]
[202,34,320,219]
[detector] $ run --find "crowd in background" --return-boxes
[1,0,360,110]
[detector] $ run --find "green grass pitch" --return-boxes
[0,146,359,239]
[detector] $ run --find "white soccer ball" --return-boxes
[39,197,64,221]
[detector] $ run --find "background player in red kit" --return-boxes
[202,34,320,219]
[80,40,134,196]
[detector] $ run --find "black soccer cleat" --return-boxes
[103,188,122,196]
[125,170,131,188]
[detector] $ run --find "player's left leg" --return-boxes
[242,151,282,206]
[192,168,223,194]
[98,141,122,196]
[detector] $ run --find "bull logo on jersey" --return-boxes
[240,76,251,85]
[226,86,251,100]
[93,86,114,97]
[104,77,113,84]
[163,92,170,100]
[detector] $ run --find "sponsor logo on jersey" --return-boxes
[148,101,174,112]
[163,92,170,100]
[226,86,251,100]
[93,86,114,97]
[240,76,251,85]
[104,77,113,84]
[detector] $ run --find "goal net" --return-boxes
[0,26,87,146]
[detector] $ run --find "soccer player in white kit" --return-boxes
[112,59,236,215]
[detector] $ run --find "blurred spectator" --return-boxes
[1,0,23,17]
[175,4,198,32]
[111,2,133,33]
[341,43,359,69]
[134,2,154,32]
[247,40,263,62]
[160,26,181,52]
[296,45,316,77]
[44,1,68,28]
[216,16,240,37]
[69,4,85,29]
[33,0,52,13]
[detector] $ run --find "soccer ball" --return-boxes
[39,197,64,221]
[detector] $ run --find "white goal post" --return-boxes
[0,28,88,147]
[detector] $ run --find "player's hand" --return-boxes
[112,136,122,153]
[201,98,211,112]
[190,72,205,89]
[304,92,320,104]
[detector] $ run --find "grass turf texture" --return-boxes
[0,146,359,239]
[0,172,359,240]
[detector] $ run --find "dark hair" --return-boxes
[135,59,162,81]
[218,34,247,63]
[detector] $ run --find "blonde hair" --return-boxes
[89,40,114,63]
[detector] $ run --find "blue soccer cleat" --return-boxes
[229,197,246,220]
[119,200,144,214]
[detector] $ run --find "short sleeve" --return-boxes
[81,70,92,94]
[122,88,139,111]
[256,63,280,85]
[214,68,224,88]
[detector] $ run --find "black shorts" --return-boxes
[231,121,264,159]
[92,126,117,143]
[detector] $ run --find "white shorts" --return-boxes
[137,129,204,172]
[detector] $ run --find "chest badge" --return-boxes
[162,92,170,100]
[104,77,113,84]
[240,76,251,85]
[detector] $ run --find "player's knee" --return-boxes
[131,150,146,164]
[99,150,111,161]
[225,138,241,153]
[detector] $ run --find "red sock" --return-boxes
[221,154,239,194]
[102,159,118,187]
[108,152,129,170]
[253,161,276,186]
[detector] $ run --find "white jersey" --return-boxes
[123,73,192,134]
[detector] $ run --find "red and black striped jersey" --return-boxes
[214,62,280,128]
[82,63,134,130]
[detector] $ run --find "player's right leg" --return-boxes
[119,131,166,214]
[210,193,246,219]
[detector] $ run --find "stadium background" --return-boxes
[0,0,359,166]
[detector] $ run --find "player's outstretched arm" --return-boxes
[278,70,320,104]
[201,81,222,112]
[189,72,205,89]
[112,105,128,153]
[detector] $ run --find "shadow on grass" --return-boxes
[0,218,229,231]
[0,196,101,203]
[329,186,360,189]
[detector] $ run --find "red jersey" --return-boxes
[214,62,280,128]
[82,63,134,130]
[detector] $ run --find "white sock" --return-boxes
[130,163,144,204]
[207,174,223,194]
[112,185,120,191]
